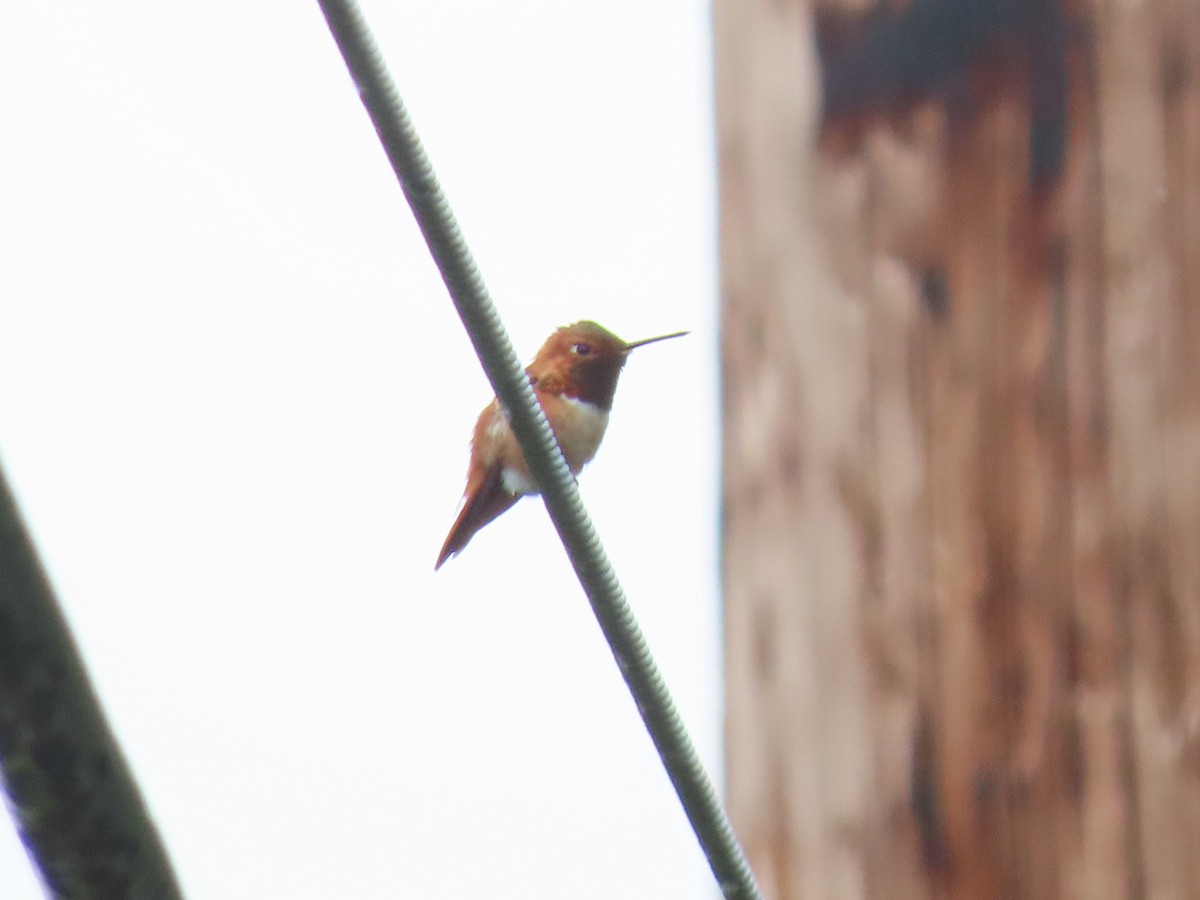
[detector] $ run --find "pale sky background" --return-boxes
[0,3,722,899]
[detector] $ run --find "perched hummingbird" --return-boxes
[435,320,688,569]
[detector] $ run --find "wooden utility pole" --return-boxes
[715,1,1200,898]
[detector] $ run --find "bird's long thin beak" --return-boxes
[625,330,690,351]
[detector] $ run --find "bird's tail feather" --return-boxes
[435,465,521,569]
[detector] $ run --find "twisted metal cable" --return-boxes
[316,3,762,898]
[0,462,184,900]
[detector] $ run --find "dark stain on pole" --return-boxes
[817,0,1071,190]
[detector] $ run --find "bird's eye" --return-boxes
[572,342,592,356]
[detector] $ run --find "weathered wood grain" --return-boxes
[717,0,1200,897]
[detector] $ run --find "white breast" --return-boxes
[501,465,537,495]
[553,395,610,472]
[491,395,610,496]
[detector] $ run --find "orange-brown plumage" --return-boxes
[435,321,686,569]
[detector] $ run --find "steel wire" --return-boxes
[0,463,185,900]
[316,3,762,897]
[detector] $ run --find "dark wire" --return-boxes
[315,3,763,898]
[0,462,185,900]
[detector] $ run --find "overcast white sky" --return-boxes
[0,3,722,898]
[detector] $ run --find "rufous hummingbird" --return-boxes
[435,320,688,569]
